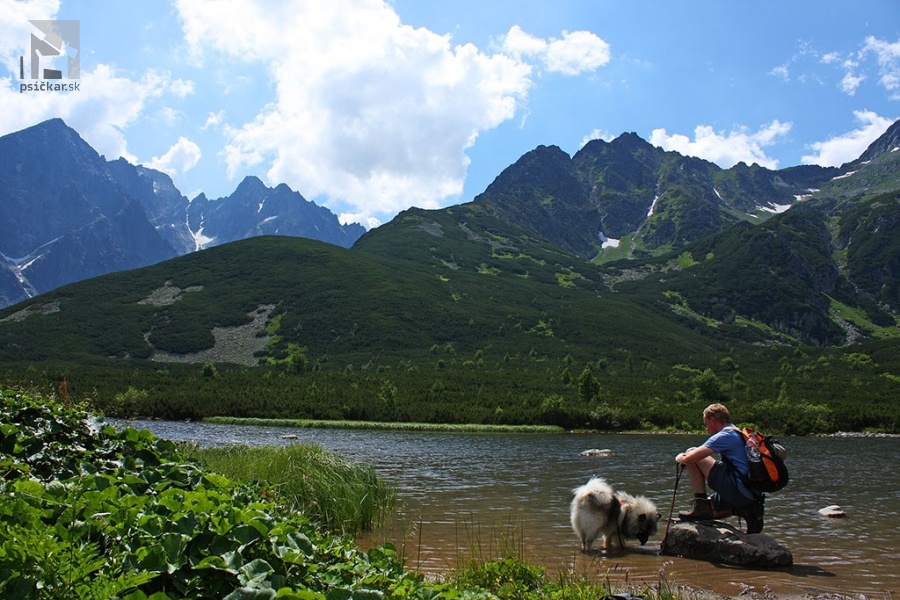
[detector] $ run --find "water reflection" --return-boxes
[121,419,900,598]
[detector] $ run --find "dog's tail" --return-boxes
[585,488,618,514]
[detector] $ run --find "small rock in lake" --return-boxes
[580,448,614,457]
[818,505,846,518]
[281,434,299,440]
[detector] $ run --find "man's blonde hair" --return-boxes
[703,403,731,424]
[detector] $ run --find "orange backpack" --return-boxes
[728,426,789,493]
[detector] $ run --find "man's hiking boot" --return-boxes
[678,497,713,521]
[735,500,765,534]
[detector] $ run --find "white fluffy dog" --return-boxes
[570,477,660,553]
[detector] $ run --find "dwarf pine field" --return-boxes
[5,334,899,435]
[1,218,898,434]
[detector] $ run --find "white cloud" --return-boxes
[145,136,202,188]
[770,64,790,82]
[649,121,792,169]
[544,30,611,75]
[499,25,610,75]
[840,70,865,95]
[500,25,547,60]
[862,36,900,97]
[820,36,900,98]
[771,40,825,86]
[175,1,566,222]
[203,109,225,130]
[0,64,167,163]
[174,1,613,222]
[155,106,181,127]
[580,128,614,147]
[0,0,60,71]
[801,110,894,167]
[170,78,194,98]
[339,212,381,230]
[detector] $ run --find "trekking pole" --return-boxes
[659,463,685,555]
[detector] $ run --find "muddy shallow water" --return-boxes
[126,419,900,598]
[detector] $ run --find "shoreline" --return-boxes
[824,430,900,438]
[137,416,900,437]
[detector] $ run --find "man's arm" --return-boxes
[676,445,715,464]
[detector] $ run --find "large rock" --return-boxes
[660,521,792,568]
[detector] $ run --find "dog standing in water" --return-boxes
[570,477,661,553]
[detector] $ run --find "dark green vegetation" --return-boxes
[1,123,898,433]
[0,386,692,600]
[0,386,428,599]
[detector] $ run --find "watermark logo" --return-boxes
[19,19,80,93]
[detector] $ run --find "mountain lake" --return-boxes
[122,419,899,598]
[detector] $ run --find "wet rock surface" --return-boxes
[660,520,792,568]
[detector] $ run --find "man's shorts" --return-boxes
[708,461,757,511]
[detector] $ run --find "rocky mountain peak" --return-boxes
[857,118,900,163]
[0,119,366,308]
[233,175,268,196]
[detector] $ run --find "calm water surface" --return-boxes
[124,419,900,598]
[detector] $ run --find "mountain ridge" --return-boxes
[353,116,899,345]
[2,117,899,348]
[0,119,365,308]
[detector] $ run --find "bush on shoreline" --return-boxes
[0,386,463,598]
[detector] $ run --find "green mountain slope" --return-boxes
[0,230,725,367]
[836,190,900,313]
[616,209,847,345]
[2,230,898,432]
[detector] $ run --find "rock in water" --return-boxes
[660,521,792,568]
[818,505,846,518]
[579,448,614,457]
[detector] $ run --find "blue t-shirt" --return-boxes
[704,424,755,499]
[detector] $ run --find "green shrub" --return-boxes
[454,556,546,600]
[0,386,460,599]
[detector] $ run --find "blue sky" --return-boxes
[2,0,899,229]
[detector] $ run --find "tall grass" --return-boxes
[183,442,395,535]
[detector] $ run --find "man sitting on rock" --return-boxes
[674,403,764,534]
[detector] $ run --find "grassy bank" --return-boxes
[182,443,395,535]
